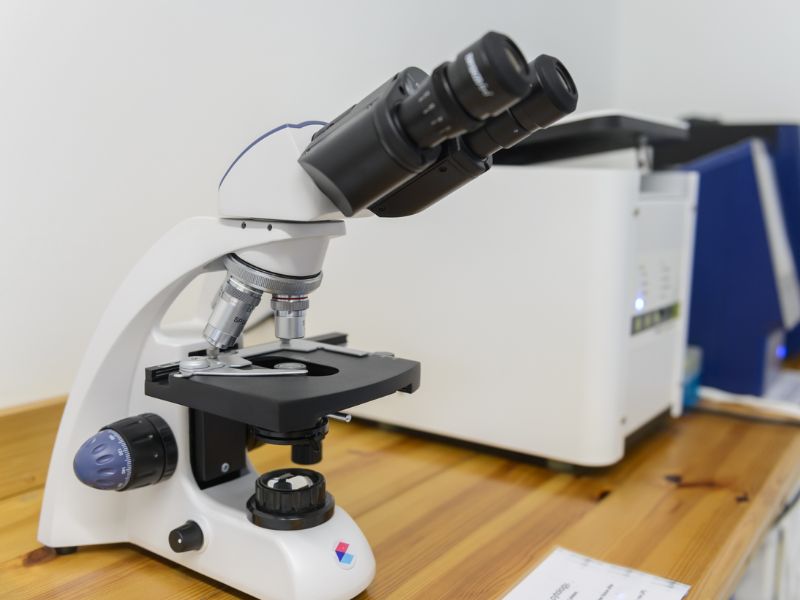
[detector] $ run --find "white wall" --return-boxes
[0,1,621,408]
[613,0,800,121]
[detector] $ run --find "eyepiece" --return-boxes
[396,31,533,149]
[554,60,577,97]
[446,31,532,119]
[298,33,578,219]
[514,54,578,129]
[464,54,579,158]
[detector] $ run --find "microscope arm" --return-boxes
[39,217,342,545]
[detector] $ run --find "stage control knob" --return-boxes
[247,468,335,530]
[168,520,204,553]
[73,413,178,491]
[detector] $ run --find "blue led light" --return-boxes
[776,344,787,360]
[634,297,645,312]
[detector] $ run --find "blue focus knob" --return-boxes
[73,413,177,492]
[73,429,132,490]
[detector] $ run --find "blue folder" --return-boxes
[683,141,785,395]
[767,127,800,354]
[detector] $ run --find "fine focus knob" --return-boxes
[168,520,204,553]
[73,413,178,491]
[247,468,335,530]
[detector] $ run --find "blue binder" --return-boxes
[683,141,785,395]
[768,127,800,354]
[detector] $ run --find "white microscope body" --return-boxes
[38,125,376,600]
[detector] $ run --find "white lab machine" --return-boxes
[311,114,698,467]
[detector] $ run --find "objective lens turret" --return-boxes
[203,254,323,349]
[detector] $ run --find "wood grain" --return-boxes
[0,396,65,501]
[1,399,799,599]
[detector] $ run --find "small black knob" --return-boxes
[168,520,204,553]
[291,441,323,465]
[247,468,335,530]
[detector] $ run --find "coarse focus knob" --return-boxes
[73,413,177,491]
[73,429,132,490]
[247,468,335,530]
[168,520,204,553]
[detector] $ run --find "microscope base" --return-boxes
[43,459,375,600]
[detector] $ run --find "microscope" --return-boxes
[38,32,577,600]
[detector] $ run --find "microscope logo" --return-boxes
[334,541,356,569]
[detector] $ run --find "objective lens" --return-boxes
[203,275,263,350]
[202,254,324,350]
[396,31,532,149]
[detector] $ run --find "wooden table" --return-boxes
[2,397,800,599]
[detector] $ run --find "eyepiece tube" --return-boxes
[367,55,578,219]
[446,31,531,119]
[464,54,578,158]
[299,33,574,220]
[513,54,577,129]
[396,31,533,149]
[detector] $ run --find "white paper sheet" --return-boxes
[503,548,690,600]
[764,369,800,405]
[700,368,800,418]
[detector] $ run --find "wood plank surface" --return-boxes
[0,397,66,502]
[1,398,799,599]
